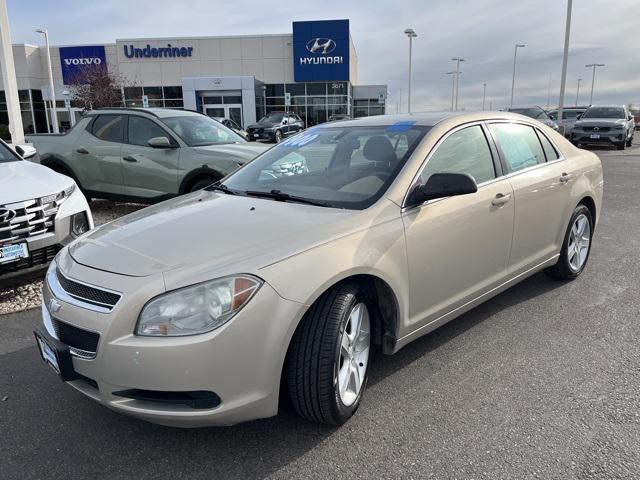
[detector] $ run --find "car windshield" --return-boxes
[510,108,548,120]
[260,113,285,123]
[0,142,20,163]
[222,124,430,210]
[582,107,625,119]
[161,114,245,146]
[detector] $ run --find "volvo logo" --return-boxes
[48,298,62,314]
[63,57,102,66]
[0,208,16,223]
[306,38,337,55]
[593,126,600,131]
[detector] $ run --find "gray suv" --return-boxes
[26,108,269,203]
[570,105,635,150]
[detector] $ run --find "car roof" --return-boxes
[316,111,539,128]
[90,107,201,118]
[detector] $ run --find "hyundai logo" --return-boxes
[0,208,16,223]
[306,38,337,55]
[49,298,62,314]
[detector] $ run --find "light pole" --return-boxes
[451,57,465,111]
[36,28,59,133]
[445,72,456,111]
[509,44,525,107]
[404,28,417,113]
[585,63,605,105]
[575,78,582,105]
[556,0,572,136]
[482,83,487,110]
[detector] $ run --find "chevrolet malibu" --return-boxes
[34,112,603,427]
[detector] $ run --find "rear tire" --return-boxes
[286,283,372,425]
[545,204,593,280]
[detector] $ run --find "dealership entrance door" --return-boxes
[204,104,243,127]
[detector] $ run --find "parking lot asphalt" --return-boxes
[2,144,640,480]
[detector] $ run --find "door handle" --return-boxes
[559,172,572,183]
[76,147,89,154]
[491,193,511,206]
[122,156,137,163]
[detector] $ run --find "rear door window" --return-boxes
[91,115,125,143]
[536,130,559,162]
[489,123,546,172]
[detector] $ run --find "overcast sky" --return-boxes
[7,0,640,111]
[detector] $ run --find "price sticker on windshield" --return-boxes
[280,132,319,147]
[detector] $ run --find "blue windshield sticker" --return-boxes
[280,132,319,147]
[387,120,416,132]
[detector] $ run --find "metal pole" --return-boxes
[482,83,487,110]
[510,44,525,107]
[39,29,59,133]
[446,72,456,111]
[575,78,582,105]
[557,0,572,136]
[407,36,413,113]
[454,59,460,111]
[0,0,25,144]
[585,64,604,104]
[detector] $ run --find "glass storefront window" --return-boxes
[285,83,305,96]
[223,96,242,104]
[265,84,284,97]
[164,99,184,108]
[163,86,183,99]
[124,87,143,100]
[306,83,326,95]
[328,82,347,95]
[143,86,163,99]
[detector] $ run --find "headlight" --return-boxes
[56,183,76,203]
[613,124,624,130]
[136,275,263,336]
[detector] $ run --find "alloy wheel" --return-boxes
[568,213,591,272]
[337,302,370,407]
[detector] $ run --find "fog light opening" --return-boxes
[71,212,89,237]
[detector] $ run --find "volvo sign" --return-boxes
[293,20,349,82]
[59,45,107,84]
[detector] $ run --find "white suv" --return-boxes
[0,140,93,286]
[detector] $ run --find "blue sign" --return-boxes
[59,46,107,85]
[293,20,350,82]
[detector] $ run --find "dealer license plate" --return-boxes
[590,134,600,139]
[0,243,29,264]
[35,332,61,375]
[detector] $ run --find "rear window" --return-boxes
[536,130,559,161]
[91,115,125,143]
[490,123,546,172]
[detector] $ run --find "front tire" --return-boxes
[626,135,633,147]
[286,283,371,425]
[188,177,217,192]
[545,204,593,280]
[274,129,283,143]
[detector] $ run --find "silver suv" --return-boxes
[570,105,635,150]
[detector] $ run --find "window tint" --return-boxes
[420,125,495,185]
[128,116,170,147]
[91,115,125,143]
[490,123,546,172]
[536,130,559,161]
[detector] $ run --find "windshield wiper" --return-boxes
[205,183,237,195]
[244,189,334,207]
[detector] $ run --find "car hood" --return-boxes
[575,118,626,127]
[0,160,73,204]
[247,121,278,129]
[193,143,269,163]
[68,190,358,278]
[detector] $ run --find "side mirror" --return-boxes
[148,136,174,148]
[407,173,478,207]
[15,144,37,159]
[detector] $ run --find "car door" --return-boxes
[121,115,181,199]
[402,123,514,327]
[289,115,301,134]
[488,122,573,277]
[72,114,125,195]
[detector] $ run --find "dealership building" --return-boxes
[0,19,387,135]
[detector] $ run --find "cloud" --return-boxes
[8,0,640,109]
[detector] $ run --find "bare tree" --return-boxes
[66,64,132,109]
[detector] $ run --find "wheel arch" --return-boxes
[179,166,224,194]
[578,195,597,226]
[40,154,77,179]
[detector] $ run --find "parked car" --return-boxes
[630,107,640,130]
[34,112,602,427]
[328,114,352,122]
[26,108,269,203]
[570,105,635,150]
[506,106,560,131]
[1,139,92,286]
[547,106,588,137]
[246,111,305,143]
[213,117,248,140]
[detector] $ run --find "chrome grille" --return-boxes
[0,194,59,244]
[55,268,122,311]
[583,126,611,132]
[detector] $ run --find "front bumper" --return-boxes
[37,253,306,427]
[246,128,276,142]
[571,130,625,146]
[0,188,92,286]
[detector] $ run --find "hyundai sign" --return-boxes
[59,46,107,84]
[293,20,349,82]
